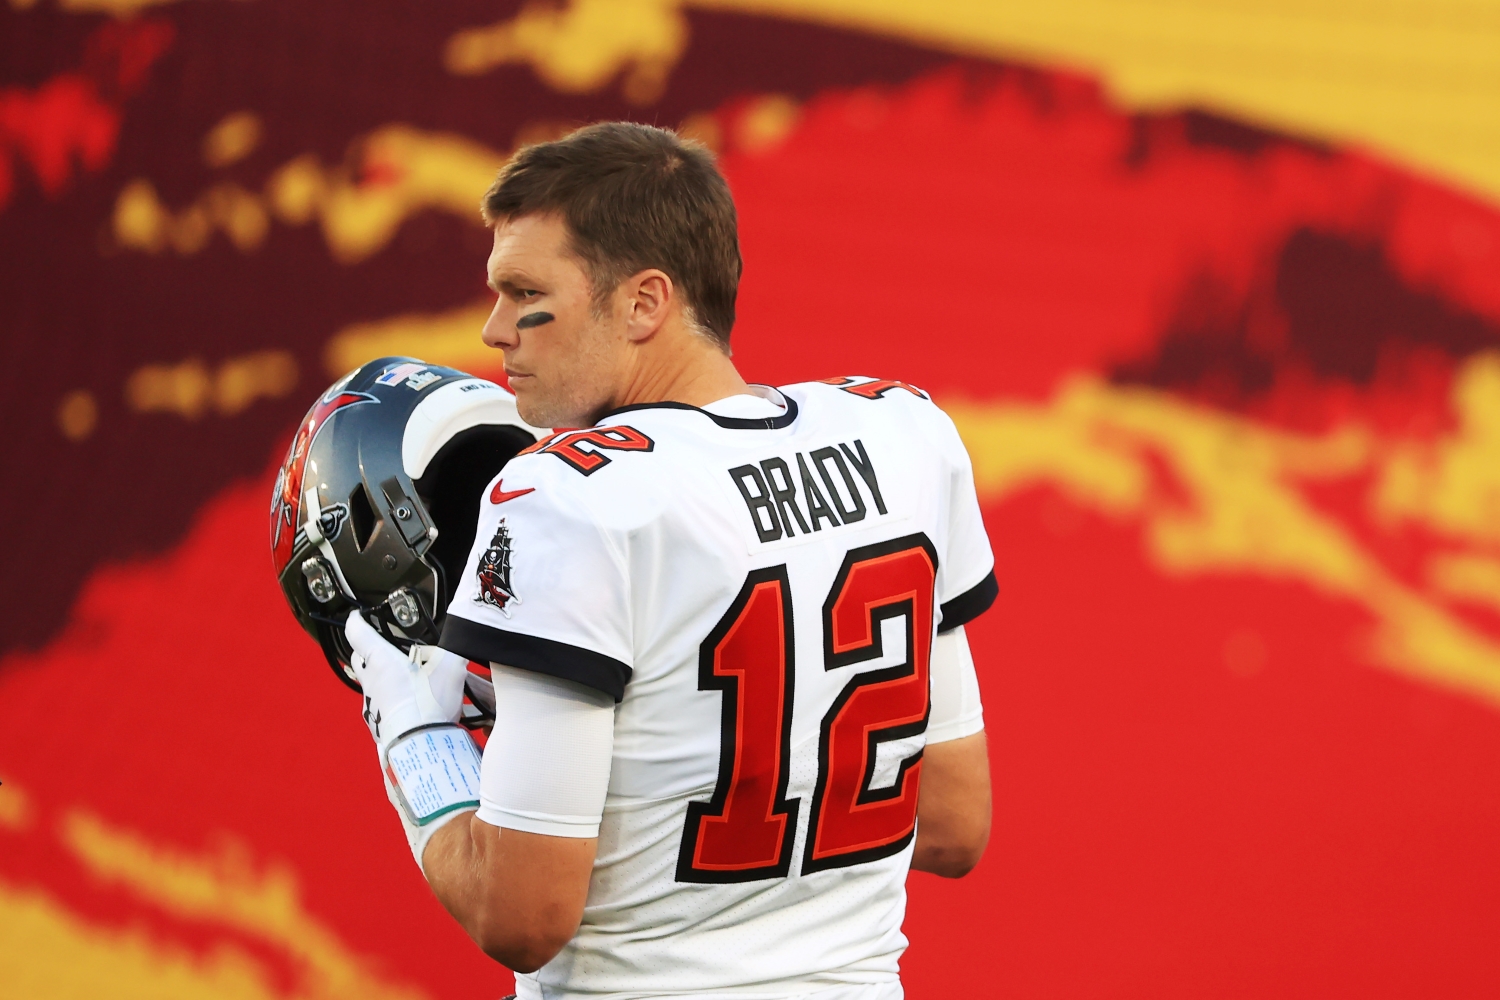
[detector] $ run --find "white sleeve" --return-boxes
[926,626,984,744]
[476,664,615,838]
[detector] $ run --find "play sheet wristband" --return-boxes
[383,724,483,826]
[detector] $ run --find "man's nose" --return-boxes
[481,297,516,349]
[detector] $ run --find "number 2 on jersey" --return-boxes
[677,534,938,882]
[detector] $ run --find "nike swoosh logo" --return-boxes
[489,480,536,505]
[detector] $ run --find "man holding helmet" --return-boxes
[322,122,996,999]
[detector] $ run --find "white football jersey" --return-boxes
[441,377,996,1000]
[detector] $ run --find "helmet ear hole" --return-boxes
[349,482,380,551]
[417,424,535,602]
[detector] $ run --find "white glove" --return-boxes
[346,611,468,747]
[345,612,480,873]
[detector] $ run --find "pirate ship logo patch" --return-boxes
[475,518,520,617]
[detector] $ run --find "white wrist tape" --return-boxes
[383,724,483,826]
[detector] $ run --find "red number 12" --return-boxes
[677,534,937,882]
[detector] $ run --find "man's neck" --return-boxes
[608,326,751,415]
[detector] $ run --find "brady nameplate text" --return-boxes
[730,438,888,543]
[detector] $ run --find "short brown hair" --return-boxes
[482,122,741,347]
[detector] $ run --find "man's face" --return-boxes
[482,213,624,428]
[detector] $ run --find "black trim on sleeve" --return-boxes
[937,570,998,633]
[440,615,632,702]
[602,391,799,430]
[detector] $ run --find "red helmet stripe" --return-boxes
[270,391,377,573]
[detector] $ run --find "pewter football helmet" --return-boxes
[270,357,542,706]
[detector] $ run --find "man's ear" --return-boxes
[622,269,674,343]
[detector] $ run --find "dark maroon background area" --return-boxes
[2,0,950,655]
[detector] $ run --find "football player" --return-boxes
[347,121,996,999]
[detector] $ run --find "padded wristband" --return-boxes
[383,724,483,826]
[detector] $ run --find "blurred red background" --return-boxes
[4,2,1500,997]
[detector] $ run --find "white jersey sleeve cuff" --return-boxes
[474,804,604,839]
[927,625,984,744]
[478,663,616,839]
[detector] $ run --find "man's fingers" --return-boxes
[345,610,389,660]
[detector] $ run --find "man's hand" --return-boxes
[346,612,468,746]
[345,612,480,870]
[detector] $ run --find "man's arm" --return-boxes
[422,816,595,972]
[421,661,616,972]
[911,730,991,877]
[912,625,992,877]
[344,614,615,973]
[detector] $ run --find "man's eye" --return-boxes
[519,289,540,299]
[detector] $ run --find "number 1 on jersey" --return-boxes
[677,567,800,882]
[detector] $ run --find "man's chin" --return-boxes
[513,390,570,430]
[514,396,546,428]
[511,382,603,429]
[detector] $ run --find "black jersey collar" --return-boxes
[601,390,799,430]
